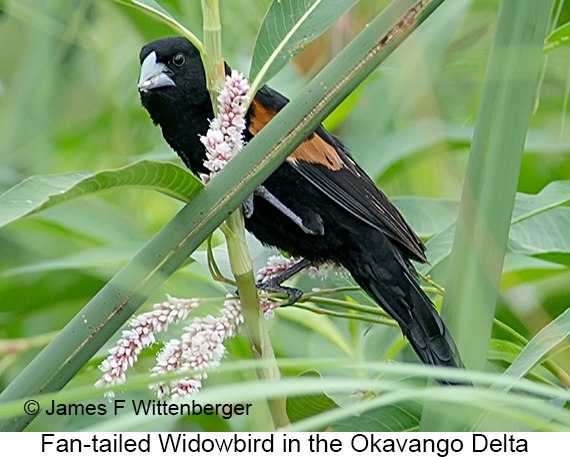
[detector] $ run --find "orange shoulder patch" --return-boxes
[290,134,343,171]
[248,99,276,135]
[248,99,343,171]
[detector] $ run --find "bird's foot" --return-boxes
[250,258,312,307]
[257,279,304,307]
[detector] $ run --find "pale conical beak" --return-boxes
[138,51,175,91]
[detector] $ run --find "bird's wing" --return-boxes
[247,86,427,263]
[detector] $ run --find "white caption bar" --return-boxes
[0,432,563,456]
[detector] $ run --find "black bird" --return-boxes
[138,36,464,370]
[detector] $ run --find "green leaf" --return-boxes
[420,181,570,275]
[501,254,566,290]
[1,359,568,431]
[0,160,202,229]
[392,196,459,239]
[249,0,358,94]
[419,222,456,274]
[332,401,422,432]
[348,0,472,172]
[278,306,353,357]
[3,242,144,276]
[351,120,570,183]
[322,73,380,132]
[286,370,336,423]
[120,0,174,19]
[488,339,556,385]
[113,0,204,53]
[488,338,523,365]
[509,208,570,263]
[502,306,570,383]
[512,181,570,224]
[424,0,555,430]
[544,22,570,54]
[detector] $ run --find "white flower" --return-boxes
[256,255,300,282]
[95,296,201,389]
[200,70,250,183]
[149,297,244,400]
[260,298,278,320]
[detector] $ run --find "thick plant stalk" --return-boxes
[201,0,225,108]
[421,0,555,431]
[201,0,289,430]
[222,212,290,429]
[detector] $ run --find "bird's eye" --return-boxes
[172,53,185,67]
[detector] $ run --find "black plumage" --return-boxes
[138,36,464,369]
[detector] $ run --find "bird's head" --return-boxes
[138,37,211,127]
[138,37,215,173]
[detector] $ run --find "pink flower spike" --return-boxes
[200,71,250,184]
[95,296,201,389]
[149,296,244,400]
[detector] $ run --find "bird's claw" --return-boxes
[257,279,304,307]
[233,281,303,307]
[234,258,310,307]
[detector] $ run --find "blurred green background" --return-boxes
[1,0,570,431]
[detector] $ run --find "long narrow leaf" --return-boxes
[501,307,570,383]
[249,0,358,95]
[544,22,570,55]
[0,160,202,229]
[113,0,204,53]
[442,0,556,369]
[1,360,569,430]
[421,0,556,432]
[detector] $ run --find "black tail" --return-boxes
[340,242,463,370]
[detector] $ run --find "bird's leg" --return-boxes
[253,186,323,235]
[243,194,254,218]
[258,258,312,306]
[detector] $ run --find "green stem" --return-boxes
[201,0,224,109]
[207,234,236,285]
[302,286,362,298]
[294,303,398,327]
[305,296,391,319]
[417,271,445,294]
[200,0,288,429]
[223,211,290,429]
